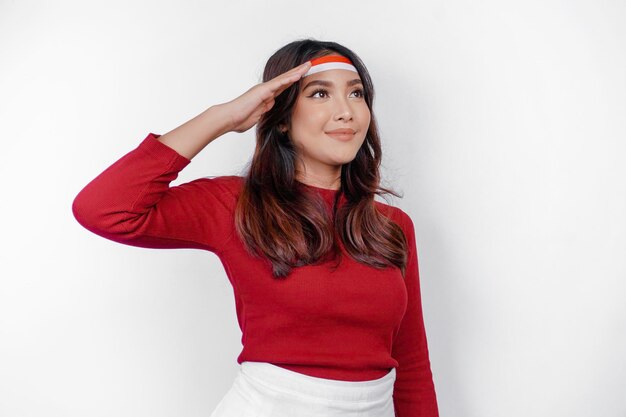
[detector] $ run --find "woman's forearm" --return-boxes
[156,103,234,160]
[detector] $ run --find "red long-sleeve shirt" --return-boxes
[72,132,439,416]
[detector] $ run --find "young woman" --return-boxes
[72,39,439,417]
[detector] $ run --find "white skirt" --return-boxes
[209,361,397,417]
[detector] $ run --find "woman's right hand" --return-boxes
[219,61,312,133]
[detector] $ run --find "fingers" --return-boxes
[274,63,310,88]
[281,61,311,77]
[268,61,311,95]
[273,79,297,97]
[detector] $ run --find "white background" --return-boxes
[1,1,625,416]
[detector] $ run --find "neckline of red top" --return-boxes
[294,180,346,207]
[294,180,341,193]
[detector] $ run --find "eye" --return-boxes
[308,88,365,99]
[309,88,328,98]
[351,88,365,98]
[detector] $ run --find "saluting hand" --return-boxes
[221,61,312,133]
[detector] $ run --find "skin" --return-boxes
[281,65,371,190]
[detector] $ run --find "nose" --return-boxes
[333,96,353,122]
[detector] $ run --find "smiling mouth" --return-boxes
[325,132,355,141]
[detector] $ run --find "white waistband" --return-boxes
[239,361,396,403]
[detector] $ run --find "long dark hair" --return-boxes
[234,38,408,278]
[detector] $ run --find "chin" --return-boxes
[330,154,358,165]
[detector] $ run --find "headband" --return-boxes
[303,55,358,77]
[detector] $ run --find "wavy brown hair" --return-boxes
[234,38,409,279]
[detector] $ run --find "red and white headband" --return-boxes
[303,55,358,77]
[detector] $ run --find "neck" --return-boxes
[295,169,341,190]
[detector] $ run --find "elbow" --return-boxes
[72,189,100,234]
[72,188,147,242]
[72,188,122,237]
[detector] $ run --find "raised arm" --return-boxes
[72,61,312,252]
[71,132,238,252]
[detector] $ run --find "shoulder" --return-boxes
[191,175,244,194]
[374,200,417,259]
[175,175,243,210]
[374,199,413,231]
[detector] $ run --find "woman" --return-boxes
[72,39,439,417]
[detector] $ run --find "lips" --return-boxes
[325,128,356,141]
[326,128,356,134]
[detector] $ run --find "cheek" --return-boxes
[359,106,372,126]
[294,108,327,132]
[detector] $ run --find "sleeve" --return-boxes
[72,132,235,254]
[391,210,440,417]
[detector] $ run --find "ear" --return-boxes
[278,124,288,133]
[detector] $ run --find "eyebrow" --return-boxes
[302,78,363,91]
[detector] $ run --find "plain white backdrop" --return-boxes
[1,0,624,416]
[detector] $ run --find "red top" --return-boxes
[72,132,439,417]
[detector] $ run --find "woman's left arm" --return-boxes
[391,211,440,417]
